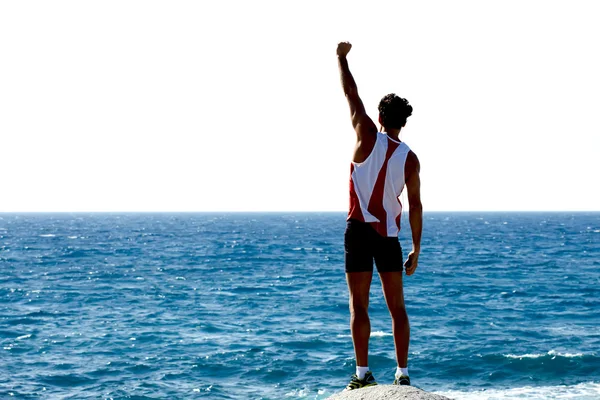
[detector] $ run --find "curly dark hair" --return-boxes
[377,93,413,129]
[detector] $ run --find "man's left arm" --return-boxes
[404,150,422,276]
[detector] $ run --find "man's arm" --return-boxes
[403,150,422,276]
[337,42,377,140]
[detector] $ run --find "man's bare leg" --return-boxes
[346,271,373,368]
[379,271,410,368]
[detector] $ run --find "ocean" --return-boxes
[1,212,599,399]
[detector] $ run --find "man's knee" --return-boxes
[389,305,408,322]
[349,298,369,317]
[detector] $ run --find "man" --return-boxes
[337,41,423,390]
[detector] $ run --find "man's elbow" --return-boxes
[345,87,359,99]
[409,200,423,214]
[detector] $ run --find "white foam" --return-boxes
[505,350,586,359]
[505,353,545,359]
[435,382,600,400]
[548,350,585,358]
[16,334,31,340]
[285,386,309,397]
[337,331,392,338]
[39,234,56,237]
[370,331,393,337]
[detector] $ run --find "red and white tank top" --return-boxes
[348,132,411,237]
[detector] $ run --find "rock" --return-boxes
[327,385,453,400]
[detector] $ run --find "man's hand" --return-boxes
[404,250,419,276]
[337,42,352,57]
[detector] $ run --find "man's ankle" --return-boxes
[395,366,409,377]
[356,366,369,379]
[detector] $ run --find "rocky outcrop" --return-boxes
[327,385,453,400]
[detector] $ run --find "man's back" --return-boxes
[349,132,411,237]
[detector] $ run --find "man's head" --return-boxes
[378,93,413,130]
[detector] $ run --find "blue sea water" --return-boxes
[1,212,599,399]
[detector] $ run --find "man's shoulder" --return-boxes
[403,145,417,159]
[405,149,420,172]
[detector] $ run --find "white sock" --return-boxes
[396,367,409,378]
[356,366,369,379]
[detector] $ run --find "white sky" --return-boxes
[1,0,599,212]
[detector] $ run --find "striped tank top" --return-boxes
[348,132,411,237]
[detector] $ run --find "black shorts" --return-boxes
[344,219,403,273]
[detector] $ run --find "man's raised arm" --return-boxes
[337,42,377,138]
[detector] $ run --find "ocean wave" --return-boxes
[16,334,32,340]
[371,331,393,337]
[435,381,600,400]
[336,331,393,338]
[504,350,587,359]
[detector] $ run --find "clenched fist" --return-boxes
[337,42,352,57]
